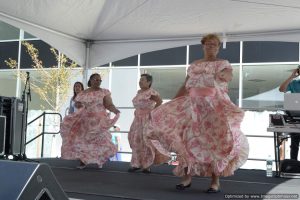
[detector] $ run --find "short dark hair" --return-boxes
[88,73,101,87]
[141,73,153,87]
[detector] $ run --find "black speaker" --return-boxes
[0,160,68,200]
[0,116,6,155]
[0,96,26,155]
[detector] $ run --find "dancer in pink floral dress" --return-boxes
[60,82,84,160]
[128,74,169,173]
[60,73,120,169]
[148,34,249,193]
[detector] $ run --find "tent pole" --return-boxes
[82,40,92,87]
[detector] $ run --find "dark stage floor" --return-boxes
[36,158,300,200]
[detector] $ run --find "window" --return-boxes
[0,41,19,69]
[0,22,19,40]
[24,32,37,39]
[112,55,138,67]
[0,71,17,97]
[110,68,138,107]
[140,67,186,99]
[243,41,298,63]
[20,40,57,69]
[141,47,186,66]
[241,64,296,109]
[20,70,56,110]
[228,65,240,105]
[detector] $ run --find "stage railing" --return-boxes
[25,112,62,157]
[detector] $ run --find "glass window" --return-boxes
[20,40,57,69]
[188,44,204,63]
[0,21,20,40]
[24,32,37,39]
[141,46,186,66]
[114,108,134,132]
[189,42,240,64]
[0,71,17,97]
[219,42,240,63]
[0,41,19,70]
[110,68,138,107]
[64,57,80,68]
[19,68,84,111]
[140,67,186,99]
[243,41,299,63]
[241,64,296,109]
[228,65,240,105]
[19,70,56,110]
[112,55,138,67]
[100,63,109,67]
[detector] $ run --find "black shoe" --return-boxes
[128,167,141,172]
[142,168,151,174]
[76,164,87,169]
[206,187,221,193]
[176,183,191,190]
[76,161,87,169]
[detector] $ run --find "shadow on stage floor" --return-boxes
[35,158,300,200]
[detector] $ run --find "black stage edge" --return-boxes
[28,158,300,200]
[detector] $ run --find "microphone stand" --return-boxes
[19,72,31,161]
[27,72,31,102]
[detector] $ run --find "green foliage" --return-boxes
[5,41,79,111]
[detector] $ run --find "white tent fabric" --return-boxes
[0,0,300,69]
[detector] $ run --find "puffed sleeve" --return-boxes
[103,88,111,96]
[187,63,196,77]
[217,60,232,72]
[139,88,158,100]
[149,88,159,97]
[216,60,233,82]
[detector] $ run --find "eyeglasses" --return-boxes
[92,78,102,82]
[204,43,219,47]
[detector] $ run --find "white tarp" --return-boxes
[0,0,300,68]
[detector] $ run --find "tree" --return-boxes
[6,41,79,111]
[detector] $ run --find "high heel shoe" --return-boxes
[175,183,191,190]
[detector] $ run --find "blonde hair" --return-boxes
[201,33,221,45]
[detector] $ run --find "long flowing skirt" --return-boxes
[147,94,249,177]
[60,110,119,167]
[128,113,170,168]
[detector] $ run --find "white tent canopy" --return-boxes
[0,0,300,70]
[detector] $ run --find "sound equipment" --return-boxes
[281,159,300,178]
[0,115,6,155]
[0,160,68,200]
[0,96,26,156]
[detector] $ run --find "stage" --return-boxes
[38,158,300,200]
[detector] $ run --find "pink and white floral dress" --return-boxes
[60,89,119,167]
[128,88,169,168]
[148,60,249,177]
